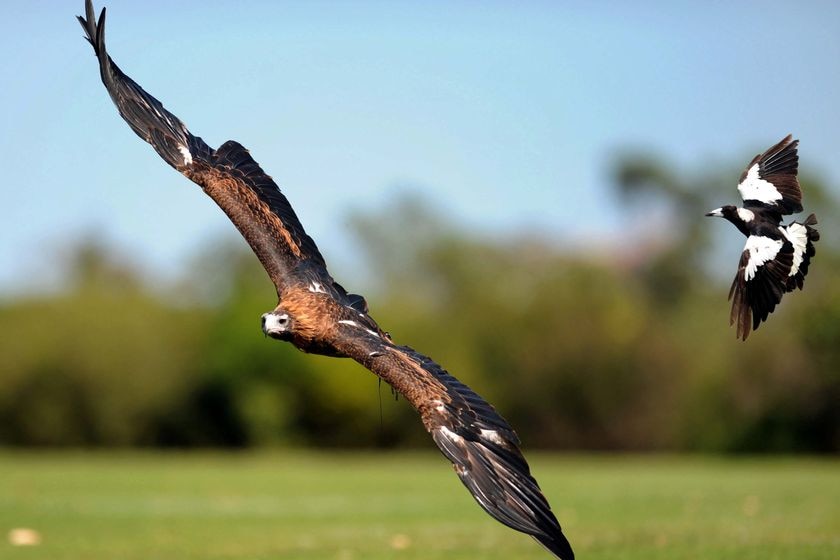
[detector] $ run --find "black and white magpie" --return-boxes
[706,135,819,340]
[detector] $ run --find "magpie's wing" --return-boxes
[780,214,819,292]
[737,135,802,215]
[728,235,793,340]
[345,337,574,559]
[78,1,329,296]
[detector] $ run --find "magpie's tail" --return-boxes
[786,213,819,291]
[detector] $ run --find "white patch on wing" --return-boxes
[738,164,782,204]
[308,281,326,294]
[430,399,446,413]
[743,235,783,281]
[337,318,378,337]
[178,145,193,166]
[480,429,505,446]
[438,426,464,444]
[781,223,808,276]
[737,208,755,222]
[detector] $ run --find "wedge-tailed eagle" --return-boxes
[78,2,574,557]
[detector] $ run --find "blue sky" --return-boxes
[2,1,839,293]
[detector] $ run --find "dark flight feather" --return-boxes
[78,1,328,294]
[728,241,793,340]
[78,4,202,170]
[738,135,803,214]
[353,341,574,559]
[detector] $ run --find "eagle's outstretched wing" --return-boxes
[347,337,574,559]
[737,135,802,215]
[78,1,328,296]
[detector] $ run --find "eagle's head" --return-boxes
[261,311,293,341]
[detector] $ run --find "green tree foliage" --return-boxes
[0,155,837,451]
[610,149,840,452]
[0,241,209,445]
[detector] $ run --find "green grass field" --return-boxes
[1,452,837,559]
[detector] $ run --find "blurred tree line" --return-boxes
[1,153,838,452]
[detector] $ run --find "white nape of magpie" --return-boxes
[706,135,819,340]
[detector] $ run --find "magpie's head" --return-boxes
[262,311,293,341]
[706,205,756,227]
[705,205,736,219]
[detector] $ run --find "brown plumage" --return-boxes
[78,2,574,558]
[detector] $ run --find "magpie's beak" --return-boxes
[705,208,723,217]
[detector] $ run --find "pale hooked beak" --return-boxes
[705,208,723,217]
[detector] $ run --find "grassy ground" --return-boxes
[0,451,837,559]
